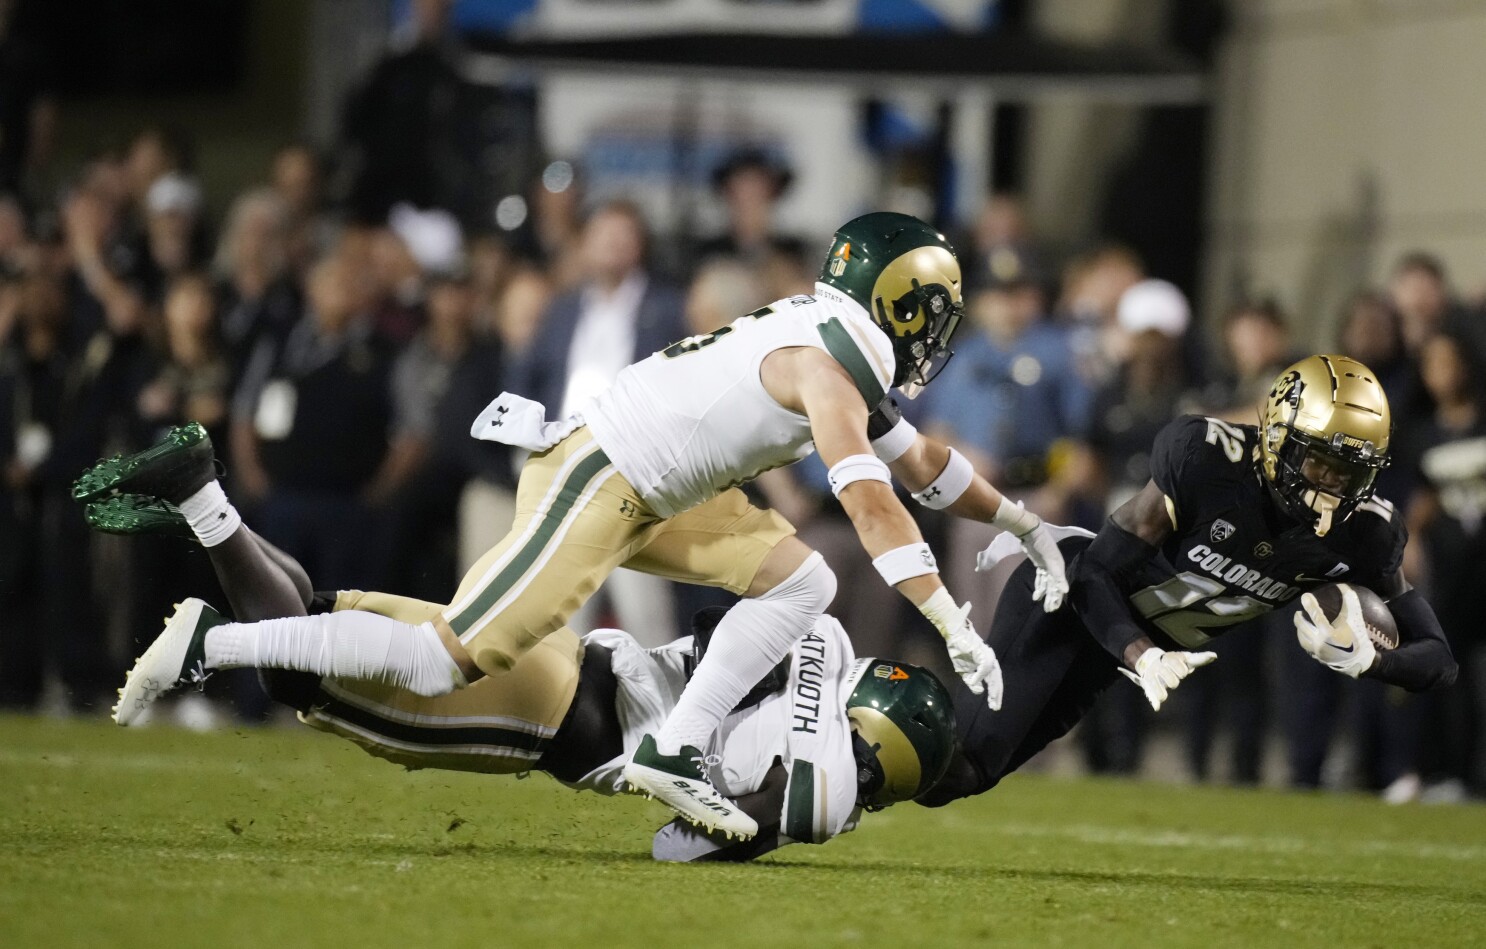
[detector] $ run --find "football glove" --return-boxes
[1294,587,1377,678]
[917,589,1003,710]
[976,514,1069,613]
[1118,646,1216,712]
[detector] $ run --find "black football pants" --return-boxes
[921,537,1123,804]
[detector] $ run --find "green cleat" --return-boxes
[622,734,758,840]
[72,422,216,503]
[85,494,196,542]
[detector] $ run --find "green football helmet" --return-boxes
[817,211,965,398]
[846,658,957,809]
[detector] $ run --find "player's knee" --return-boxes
[760,551,836,614]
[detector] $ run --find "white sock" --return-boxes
[205,611,468,697]
[655,553,836,754]
[177,481,242,548]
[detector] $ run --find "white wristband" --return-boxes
[991,497,1040,537]
[827,453,892,498]
[872,543,938,587]
[912,447,974,510]
[871,416,918,463]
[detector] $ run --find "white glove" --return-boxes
[918,589,1003,710]
[1118,646,1216,711]
[1294,587,1377,678]
[982,502,1068,613]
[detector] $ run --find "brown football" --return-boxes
[1307,582,1400,650]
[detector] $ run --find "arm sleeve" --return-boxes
[1365,588,1458,692]
[1068,519,1160,662]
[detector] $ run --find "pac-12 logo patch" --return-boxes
[1254,541,1274,559]
[873,664,909,681]
[1210,519,1236,543]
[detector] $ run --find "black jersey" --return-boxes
[1124,415,1408,650]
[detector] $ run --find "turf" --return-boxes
[2,716,1483,949]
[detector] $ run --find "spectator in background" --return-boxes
[0,0,57,200]
[384,267,505,602]
[1056,243,1144,391]
[213,187,300,374]
[921,244,1091,624]
[269,142,331,278]
[507,199,687,644]
[340,0,464,223]
[141,172,207,302]
[229,252,402,591]
[525,159,585,290]
[0,193,34,276]
[455,264,551,576]
[695,147,808,289]
[1401,330,1486,800]
[1389,252,1460,354]
[0,270,117,711]
[1341,291,1412,391]
[1198,299,1293,423]
[136,272,230,444]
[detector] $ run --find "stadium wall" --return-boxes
[1207,0,1486,343]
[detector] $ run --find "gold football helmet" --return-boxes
[1258,354,1391,536]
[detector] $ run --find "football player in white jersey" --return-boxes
[79,494,957,861]
[90,212,1068,840]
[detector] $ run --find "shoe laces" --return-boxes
[690,752,723,780]
[186,659,213,692]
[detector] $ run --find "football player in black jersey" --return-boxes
[913,354,1460,804]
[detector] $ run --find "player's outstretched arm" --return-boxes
[866,398,1067,612]
[783,353,1002,708]
[1070,479,1215,710]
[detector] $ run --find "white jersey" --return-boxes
[583,282,896,517]
[571,615,863,853]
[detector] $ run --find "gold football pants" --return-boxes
[437,427,794,677]
[299,590,582,775]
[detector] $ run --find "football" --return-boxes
[1307,582,1400,650]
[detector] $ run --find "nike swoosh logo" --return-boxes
[1330,640,1354,653]
[1295,575,1329,583]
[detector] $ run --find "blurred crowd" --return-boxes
[3,17,1485,806]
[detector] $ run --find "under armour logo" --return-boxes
[489,405,510,427]
[921,486,942,501]
[216,512,227,521]
[619,499,637,517]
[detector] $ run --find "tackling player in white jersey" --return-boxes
[91,212,1067,840]
[80,491,957,861]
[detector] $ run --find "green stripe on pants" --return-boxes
[446,446,613,637]
[785,759,817,843]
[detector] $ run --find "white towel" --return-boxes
[469,392,582,452]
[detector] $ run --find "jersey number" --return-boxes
[1204,418,1245,463]
[661,305,775,359]
[1130,571,1268,648]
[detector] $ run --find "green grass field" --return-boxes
[2,716,1483,949]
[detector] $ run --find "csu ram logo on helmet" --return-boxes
[817,212,966,399]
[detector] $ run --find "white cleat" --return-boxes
[113,598,226,726]
[623,734,758,841]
